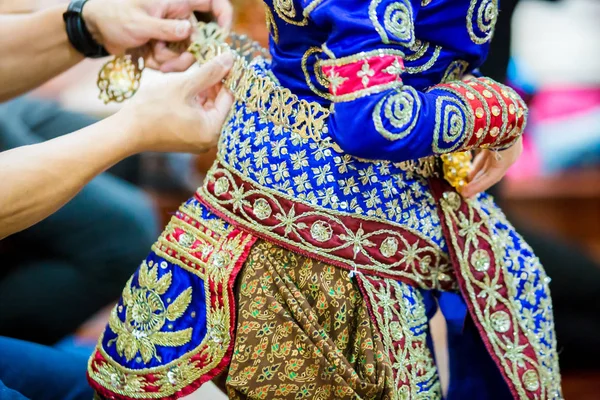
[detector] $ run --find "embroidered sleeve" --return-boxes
[308,0,527,162]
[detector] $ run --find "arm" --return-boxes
[0,5,82,101]
[309,0,528,162]
[0,53,234,240]
[0,0,234,101]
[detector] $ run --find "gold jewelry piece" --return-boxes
[440,151,472,192]
[97,54,144,104]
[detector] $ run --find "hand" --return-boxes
[462,137,523,198]
[119,52,235,153]
[83,0,233,71]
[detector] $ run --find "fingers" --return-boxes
[137,15,193,42]
[160,52,196,72]
[200,86,234,148]
[462,165,504,198]
[212,0,234,30]
[213,85,235,117]
[468,150,491,181]
[184,52,234,96]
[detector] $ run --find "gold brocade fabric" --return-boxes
[226,240,395,400]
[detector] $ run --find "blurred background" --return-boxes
[0,0,599,398]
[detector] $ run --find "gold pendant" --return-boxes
[441,151,472,192]
[97,54,144,104]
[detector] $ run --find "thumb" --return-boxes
[136,16,193,42]
[185,53,235,97]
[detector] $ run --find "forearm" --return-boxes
[0,5,83,101]
[0,113,139,239]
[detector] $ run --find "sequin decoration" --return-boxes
[522,370,540,392]
[252,198,273,220]
[490,311,511,333]
[97,55,144,104]
[470,248,491,272]
[88,201,257,399]
[369,0,415,46]
[380,237,399,258]
[467,0,499,44]
[373,86,421,141]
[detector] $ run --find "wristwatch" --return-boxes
[63,0,109,58]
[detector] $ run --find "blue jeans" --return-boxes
[0,336,93,400]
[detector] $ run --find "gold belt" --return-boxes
[96,22,471,188]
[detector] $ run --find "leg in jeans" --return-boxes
[0,336,93,400]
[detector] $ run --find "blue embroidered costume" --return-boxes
[88,1,562,399]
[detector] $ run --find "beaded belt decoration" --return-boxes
[96,22,470,189]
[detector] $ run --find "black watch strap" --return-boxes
[63,0,109,58]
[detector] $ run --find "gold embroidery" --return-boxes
[369,0,415,46]
[358,276,441,399]
[88,208,256,398]
[273,0,308,26]
[490,311,511,333]
[265,7,279,44]
[253,198,273,220]
[404,41,442,75]
[200,163,455,290]
[302,46,334,100]
[523,370,540,392]
[442,60,470,82]
[467,0,499,45]
[432,95,474,154]
[379,237,399,258]
[357,61,376,87]
[470,248,491,272]
[319,49,406,102]
[439,193,562,399]
[326,69,348,95]
[373,86,421,141]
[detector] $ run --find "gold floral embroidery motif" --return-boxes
[467,0,499,44]
[358,61,376,87]
[200,163,457,291]
[88,205,256,399]
[369,0,416,46]
[107,262,193,363]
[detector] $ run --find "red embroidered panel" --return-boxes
[437,78,528,149]
[320,53,404,98]
[199,162,457,292]
[429,178,545,400]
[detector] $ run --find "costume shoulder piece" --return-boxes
[88,199,256,399]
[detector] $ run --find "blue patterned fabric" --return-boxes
[98,201,229,370]
[264,0,500,161]
[220,60,447,251]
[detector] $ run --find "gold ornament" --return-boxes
[440,151,472,192]
[97,54,144,104]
